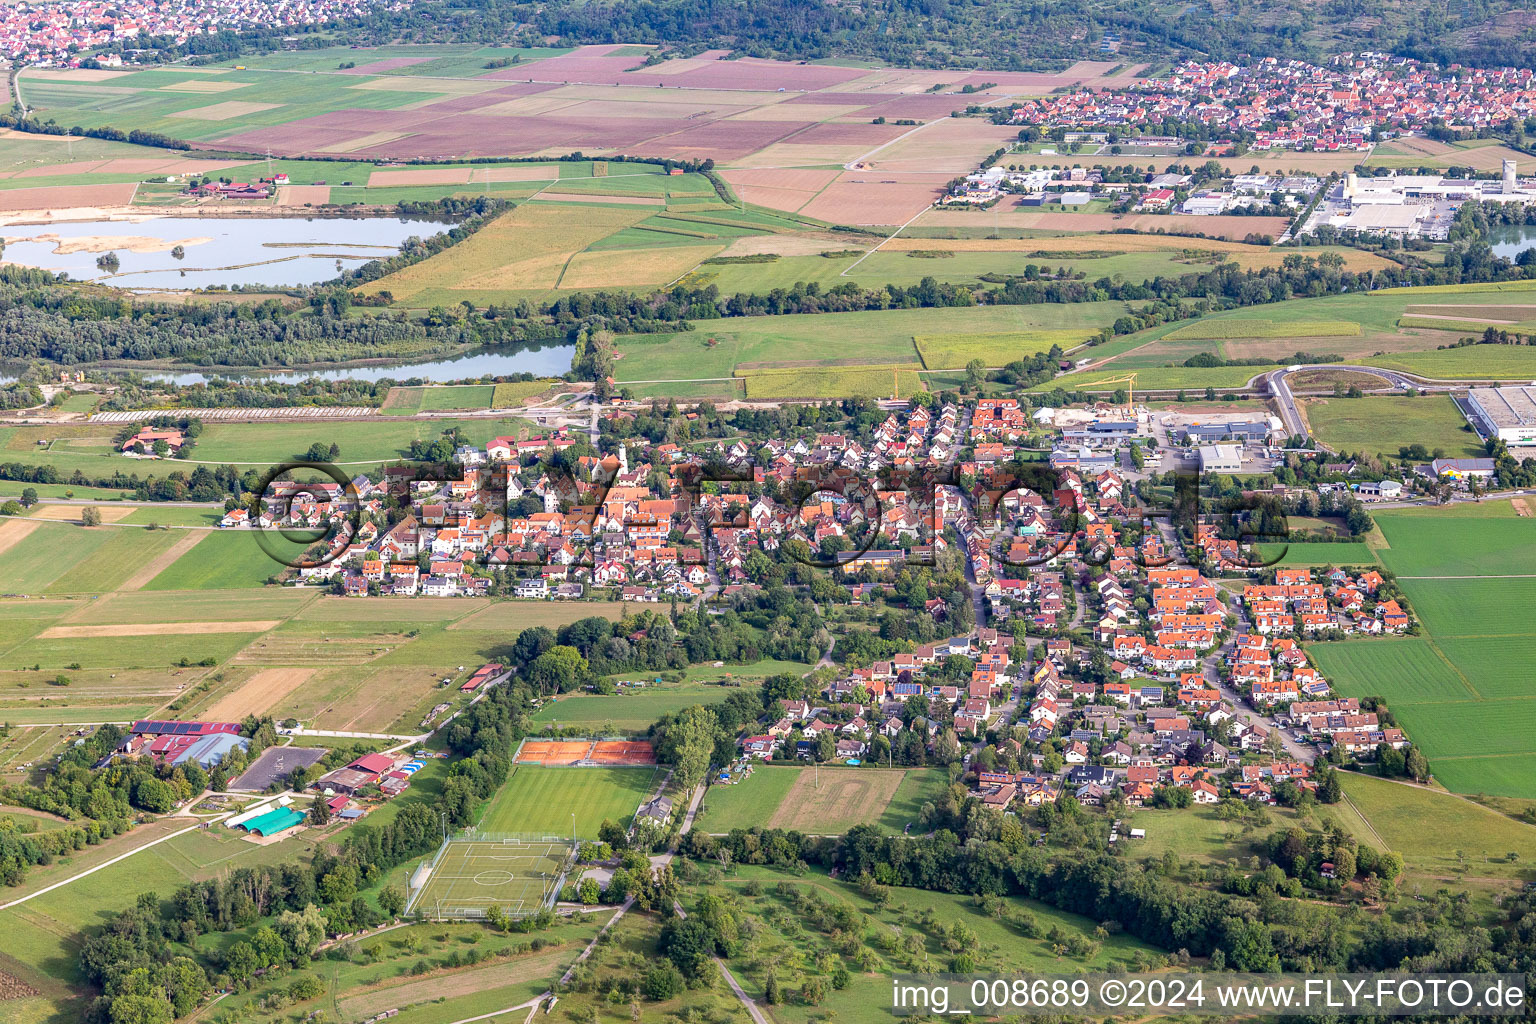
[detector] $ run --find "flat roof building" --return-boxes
[1464,386,1536,444]
[1198,444,1244,473]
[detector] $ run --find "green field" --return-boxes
[1338,772,1536,879]
[142,530,309,590]
[1033,363,1277,392]
[1164,319,1360,340]
[1306,506,1536,796]
[418,384,495,411]
[479,765,658,838]
[1302,395,1484,459]
[1255,541,1377,566]
[531,684,736,731]
[1372,514,1536,576]
[913,329,1096,369]
[613,304,1128,383]
[739,365,926,400]
[695,766,948,834]
[189,416,530,465]
[1307,638,1475,704]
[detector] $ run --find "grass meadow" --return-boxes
[696,766,948,834]
[530,683,736,731]
[1301,396,1485,460]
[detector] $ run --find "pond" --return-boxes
[0,215,453,289]
[1489,222,1536,262]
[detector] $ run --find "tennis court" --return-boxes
[407,837,573,919]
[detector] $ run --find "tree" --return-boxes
[764,972,782,1005]
[598,818,630,851]
[1405,746,1430,782]
[527,645,588,692]
[577,877,602,904]
[1318,767,1343,804]
[19,487,37,508]
[643,962,685,1000]
[81,506,101,527]
[378,885,405,918]
[965,358,987,385]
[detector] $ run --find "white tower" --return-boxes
[1503,159,1517,195]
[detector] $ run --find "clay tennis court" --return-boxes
[37,620,279,639]
[514,740,593,764]
[590,741,657,765]
[205,667,316,721]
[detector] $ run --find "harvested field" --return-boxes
[800,177,945,225]
[170,101,280,121]
[719,167,841,192]
[0,182,137,211]
[532,191,663,205]
[559,244,720,289]
[863,120,1018,172]
[36,620,279,639]
[312,131,410,154]
[0,518,40,557]
[718,232,862,257]
[275,185,330,205]
[740,365,924,400]
[366,167,473,187]
[915,207,1292,241]
[359,203,647,301]
[484,165,558,181]
[204,667,316,720]
[25,504,135,522]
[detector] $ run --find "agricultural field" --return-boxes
[1301,395,1485,459]
[530,683,737,731]
[739,365,926,400]
[477,764,659,838]
[613,303,1127,385]
[696,766,947,834]
[1162,319,1361,341]
[914,329,1096,369]
[188,416,531,465]
[1307,506,1536,797]
[1254,541,1377,566]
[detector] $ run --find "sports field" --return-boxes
[478,764,658,838]
[408,838,570,918]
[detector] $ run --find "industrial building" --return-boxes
[1462,386,1536,444]
[1198,444,1244,473]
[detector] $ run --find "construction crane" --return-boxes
[1087,371,1137,408]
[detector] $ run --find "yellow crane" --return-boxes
[1087,371,1137,408]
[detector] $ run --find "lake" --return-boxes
[0,215,453,289]
[138,344,577,385]
[1490,222,1536,262]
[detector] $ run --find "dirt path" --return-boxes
[117,529,204,591]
